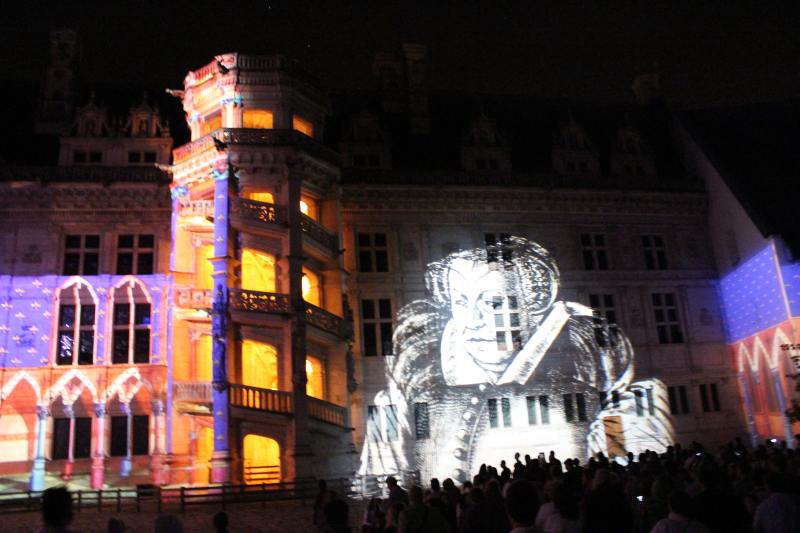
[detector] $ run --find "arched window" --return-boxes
[305,355,325,399]
[301,267,321,306]
[56,281,97,366]
[111,280,152,364]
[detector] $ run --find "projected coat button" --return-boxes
[463,412,472,420]
[470,396,479,405]
[478,384,486,391]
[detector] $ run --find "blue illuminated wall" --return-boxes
[718,243,791,343]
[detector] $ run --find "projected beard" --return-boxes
[359,237,673,484]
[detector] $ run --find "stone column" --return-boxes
[209,160,232,483]
[770,368,795,444]
[29,405,49,491]
[287,169,313,480]
[61,404,75,480]
[738,372,759,448]
[119,403,133,477]
[91,403,106,489]
[150,400,167,485]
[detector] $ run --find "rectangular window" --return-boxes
[414,402,429,439]
[132,415,149,455]
[501,397,512,427]
[576,393,587,421]
[52,417,92,460]
[89,151,102,163]
[526,396,538,425]
[539,395,550,424]
[63,234,100,275]
[111,415,149,456]
[646,388,656,416]
[57,303,95,366]
[488,397,512,428]
[116,234,154,275]
[112,302,151,364]
[599,390,608,410]
[611,390,621,409]
[642,234,668,270]
[699,383,721,412]
[73,151,87,164]
[634,390,645,417]
[563,393,575,422]
[366,406,381,442]
[668,385,691,415]
[589,293,618,347]
[128,151,141,163]
[488,398,498,428]
[581,233,609,270]
[110,416,127,456]
[652,293,684,344]
[562,393,586,422]
[357,232,389,272]
[143,152,157,163]
[484,233,512,264]
[385,405,398,442]
[361,298,393,356]
[493,295,521,352]
[292,115,314,137]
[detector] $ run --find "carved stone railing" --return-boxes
[308,397,347,427]
[229,289,290,314]
[300,215,339,255]
[175,287,213,309]
[178,199,214,219]
[233,198,287,228]
[173,381,212,403]
[305,303,346,337]
[229,384,293,414]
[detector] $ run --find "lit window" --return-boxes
[299,200,309,215]
[642,234,668,270]
[111,281,151,364]
[241,340,278,390]
[56,282,96,366]
[63,234,100,275]
[361,298,393,356]
[305,355,325,399]
[357,233,389,273]
[580,233,609,270]
[202,114,222,135]
[299,196,318,219]
[242,109,274,129]
[116,234,154,275]
[197,244,214,290]
[292,115,314,137]
[241,248,276,293]
[652,293,683,344]
[246,191,274,204]
[301,268,320,306]
[197,334,212,382]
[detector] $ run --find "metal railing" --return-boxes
[0,478,354,515]
[229,383,293,414]
[178,199,214,219]
[308,397,348,427]
[173,381,213,403]
[305,303,347,337]
[234,198,287,227]
[300,215,339,254]
[174,287,213,309]
[229,289,290,314]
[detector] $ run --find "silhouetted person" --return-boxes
[582,469,633,533]
[153,514,183,533]
[650,491,708,533]
[505,480,539,533]
[41,487,74,533]
[213,511,229,533]
[397,485,446,533]
[323,498,350,533]
[385,476,409,509]
[753,472,799,533]
[107,517,126,533]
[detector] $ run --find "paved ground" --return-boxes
[2,498,367,532]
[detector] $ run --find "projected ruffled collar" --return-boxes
[441,301,586,386]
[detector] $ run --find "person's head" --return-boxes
[668,491,694,518]
[386,475,397,488]
[765,472,790,494]
[42,487,72,529]
[154,514,183,533]
[430,477,440,491]
[501,460,506,468]
[212,511,228,532]
[324,499,349,527]
[505,480,539,528]
[107,517,125,533]
[409,485,424,505]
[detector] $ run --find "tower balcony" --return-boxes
[301,214,340,260]
[228,383,347,428]
[230,198,287,237]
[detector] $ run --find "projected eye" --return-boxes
[454,297,468,308]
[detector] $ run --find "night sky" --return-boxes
[2,1,798,107]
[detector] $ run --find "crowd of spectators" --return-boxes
[329,437,800,533]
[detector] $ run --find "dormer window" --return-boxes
[137,119,150,136]
[85,119,96,136]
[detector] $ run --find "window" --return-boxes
[489,159,499,170]
[414,402,429,439]
[116,234,154,275]
[202,114,221,135]
[305,355,324,399]
[563,393,586,422]
[642,235,668,270]
[385,405,399,442]
[110,414,149,456]
[366,406,381,442]
[634,390,645,417]
[56,283,96,366]
[699,383,721,412]
[52,417,91,459]
[539,395,550,424]
[581,233,609,270]
[484,233,512,264]
[526,396,538,425]
[292,115,314,137]
[89,151,102,164]
[73,151,87,164]
[668,385,690,415]
[589,293,618,347]
[111,281,151,364]
[361,298,393,356]
[63,234,99,275]
[143,152,156,163]
[243,109,274,129]
[634,388,656,417]
[652,293,683,344]
[128,151,141,163]
[357,233,389,272]
[598,390,621,410]
[488,397,512,428]
[493,294,521,352]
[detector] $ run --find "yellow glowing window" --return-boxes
[197,244,214,290]
[196,426,215,484]
[241,249,276,293]
[299,200,309,215]
[305,355,325,399]
[241,339,278,390]
[301,268,320,306]
[197,334,213,381]
[292,115,314,137]
[202,114,222,135]
[243,434,280,484]
[246,191,275,204]
[299,196,318,219]
[242,109,274,129]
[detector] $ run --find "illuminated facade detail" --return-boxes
[357,237,674,482]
